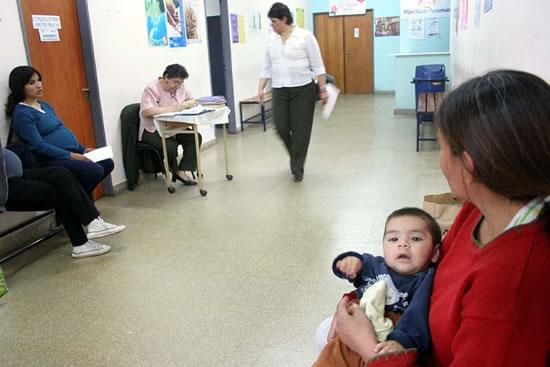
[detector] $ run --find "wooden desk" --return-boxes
[153,106,232,196]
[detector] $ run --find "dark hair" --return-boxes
[5,66,42,117]
[385,207,442,246]
[436,70,550,201]
[162,64,188,79]
[268,2,293,25]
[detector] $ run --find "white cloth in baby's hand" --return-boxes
[360,279,394,342]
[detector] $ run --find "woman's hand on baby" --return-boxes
[336,256,362,279]
[373,340,406,355]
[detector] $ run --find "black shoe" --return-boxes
[293,174,303,182]
[171,171,197,186]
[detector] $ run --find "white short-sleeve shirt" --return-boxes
[260,26,326,88]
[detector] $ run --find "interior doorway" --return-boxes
[314,12,374,94]
[17,0,111,197]
[204,0,236,133]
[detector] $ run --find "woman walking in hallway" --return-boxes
[258,2,327,182]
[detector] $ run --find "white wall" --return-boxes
[226,1,311,128]
[450,0,550,86]
[205,0,220,16]
[87,0,213,186]
[0,2,28,145]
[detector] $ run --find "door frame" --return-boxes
[218,0,237,133]
[313,11,375,93]
[16,0,113,195]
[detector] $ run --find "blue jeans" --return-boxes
[43,158,114,198]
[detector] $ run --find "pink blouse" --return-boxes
[138,78,193,140]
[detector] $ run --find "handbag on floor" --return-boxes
[0,264,7,298]
[423,192,462,233]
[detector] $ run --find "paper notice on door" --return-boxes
[322,83,341,120]
[39,29,60,42]
[84,146,113,163]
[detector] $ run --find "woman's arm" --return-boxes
[12,110,71,160]
[140,86,196,118]
[333,295,379,361]
[257,78,270,104]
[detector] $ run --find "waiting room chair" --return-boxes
[120,103,164,190]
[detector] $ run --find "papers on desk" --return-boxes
[322,83,341,120]
[154,105,215,118]
[84,146,113,163]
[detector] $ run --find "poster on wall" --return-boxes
[329,0,366,17]
[165,0,187,48]
[296,8,305,28]
[230,14,239,43]
[145,0,168,46]
[484,0,493,13]
[473,0,481,28]
[248,8,262,34]
[375,16,400,37]
[238,15,246,43]
[461,0,468,29]
[185,0,201,43]
[408,18,425,39]
[426,17,440,38]
[401,0,451,19]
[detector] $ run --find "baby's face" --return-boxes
[383,215,439,275]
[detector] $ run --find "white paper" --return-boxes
[154,105,214,118]
[39,29,60,42]
[32,15,61,29]
[322,83,341,120]
[84,146,113,163]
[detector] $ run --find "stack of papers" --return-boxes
[322,83,341,120]
[84,146,113,163]
[196,96,226,105]
[154,105,215,118]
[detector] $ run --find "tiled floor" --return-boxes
[0,94,448,366]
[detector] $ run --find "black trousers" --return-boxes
[43,158,114,199]
[5,167,99,247]
[272,82,317,177]
[141,130,202,172]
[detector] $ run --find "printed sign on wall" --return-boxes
[329,0,366,16]
[401,0,451,19]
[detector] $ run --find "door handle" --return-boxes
[82,88,90,100]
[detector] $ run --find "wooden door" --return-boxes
[20,0,103,198]
[314,14,345,91]
[343,12,374,93]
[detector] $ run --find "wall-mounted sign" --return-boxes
[401,0,451,19]
[32,14,61,43]
[329,0,366,17]
[32,15,61,29]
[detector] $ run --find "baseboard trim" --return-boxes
[393,109,416,116]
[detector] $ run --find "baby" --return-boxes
[320,207,441,356]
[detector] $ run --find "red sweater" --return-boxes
[428,202,550,366]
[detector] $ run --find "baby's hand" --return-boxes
[373,340,405,355]
[336,256,362,279]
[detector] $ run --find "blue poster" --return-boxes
[166,0,187,48]
[230,14,239,43]
[145,0,168,46]
[484,0,493,13]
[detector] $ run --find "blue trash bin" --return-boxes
[411,64,448,151]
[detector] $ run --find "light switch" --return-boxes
[354,27,360,38]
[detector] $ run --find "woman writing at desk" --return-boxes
[139,64,202,185]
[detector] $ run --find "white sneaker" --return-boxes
[87,217,126,239]
[71,240,111,258]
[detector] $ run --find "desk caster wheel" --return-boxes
[168,187,175,194]
[200,189,207,197]
[226,174,233,181]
